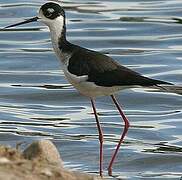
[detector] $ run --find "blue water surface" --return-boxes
[0,0,182,179]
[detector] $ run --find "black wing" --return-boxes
[68,46,171,87]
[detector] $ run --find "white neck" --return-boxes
[46,16,65,59]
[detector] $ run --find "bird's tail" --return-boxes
[152,78,173,86]
[154,84,182,95]
[145,78,182,95]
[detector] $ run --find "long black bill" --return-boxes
[4,16,39,29]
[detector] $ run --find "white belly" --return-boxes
[62,66,126,98]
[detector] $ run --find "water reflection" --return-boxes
[0,0,182,179]
[144,142,182,153]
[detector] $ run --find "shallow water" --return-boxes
[0,0,182,179]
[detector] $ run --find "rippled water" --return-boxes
[0,0,182,179]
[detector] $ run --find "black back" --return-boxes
[68,46,171,87]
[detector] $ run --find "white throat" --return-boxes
[49,16,64,40]
[46,16,65,59]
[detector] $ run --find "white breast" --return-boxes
[62,63,126,97]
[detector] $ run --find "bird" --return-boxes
[4,1,173,177]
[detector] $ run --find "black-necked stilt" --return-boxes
[4,2,173,177]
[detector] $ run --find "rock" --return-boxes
[23,140,63,167]
[40,168,53,177]
[0,157,10,164]
[0,145,22,161]
[0,140,101,180]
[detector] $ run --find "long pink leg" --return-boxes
[90,98,104,177]
[108,95,130,176]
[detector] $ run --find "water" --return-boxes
[0,0,182,179]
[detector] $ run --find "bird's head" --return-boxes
[4,2,65,29]
[39,2,65,28]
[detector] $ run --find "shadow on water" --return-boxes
[0,0,182,179]
[144,142,182,153]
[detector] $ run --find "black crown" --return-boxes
[41,2,65,20]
